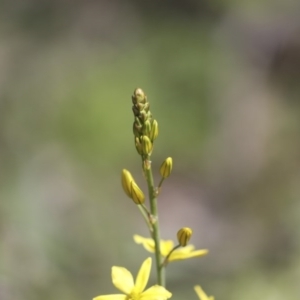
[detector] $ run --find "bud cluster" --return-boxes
[132,88,159,156]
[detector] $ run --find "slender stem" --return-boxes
[161,244,181,267]
[143,158,165,287]
[137,204,153,234]
[158,178,165,189]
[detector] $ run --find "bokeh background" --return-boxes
[1,0,300,299]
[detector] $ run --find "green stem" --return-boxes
[144,158,165,287]
[158,178,165,189]
[161,244,181,268]
[137,204,153,234]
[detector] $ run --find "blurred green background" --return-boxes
[1,0,300,299]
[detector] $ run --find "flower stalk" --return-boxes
[143,157,165,287]
[119,88,208,290]
[130,88,166,286]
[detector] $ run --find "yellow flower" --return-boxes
[93,257,172,300]
[194,285,214,300]
[133,235,208,262]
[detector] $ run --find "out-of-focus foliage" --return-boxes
[1,1,300,300]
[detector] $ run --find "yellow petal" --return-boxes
[134,257,152,294]
[159,240,174,257]
[112,266,134,295]
[175,244,195,253]
[169,249,208,261]
[93,295,127,300]
[133,235,155,253]
[140,285,172,300]
[194,285,212,300]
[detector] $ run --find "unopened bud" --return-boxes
[121,169,134,198]
[142,120,151,136]
[141,135,153,155]
[177,227,193,247]
[139,110,147,122]
[133,124,139,138]
[135,137,143,155]
[137,102,145,111]
[160,157,173,178]
[132,105,140,116]
[133,88,146,104]
[144,102,150,112]
[121,169,145,205]
[149,120,158,141]
[133,122,142,138]
[131,180,145,204]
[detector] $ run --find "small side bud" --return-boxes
[135,137,143,155]
[160,157,173,178]
[139,111,147,122]
[131,180,145,204]
[177,227,193,247]
[132,105,140,116]
[142,120,151,136]
[141,135,153,155]
[133,123,140,138]
[121,169,145,205]
[121,169,133,198]
[149,120,159,141]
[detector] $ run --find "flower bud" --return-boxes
[135,137,143,155]
[133,118,142,136]
[141,135,153,155]
[121,169,133,198]
[149,120,158,141]
[130,180,145,204]
[133,88,146,104]
[142,120,151,137]
[143,102,150,112]
[139,110,147,122]
[133,123,140,138]
[132,104,140,116]
[160,157,173,178]
[137,102,145,111]
[121,169,145,205]
[177,227,193,247]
